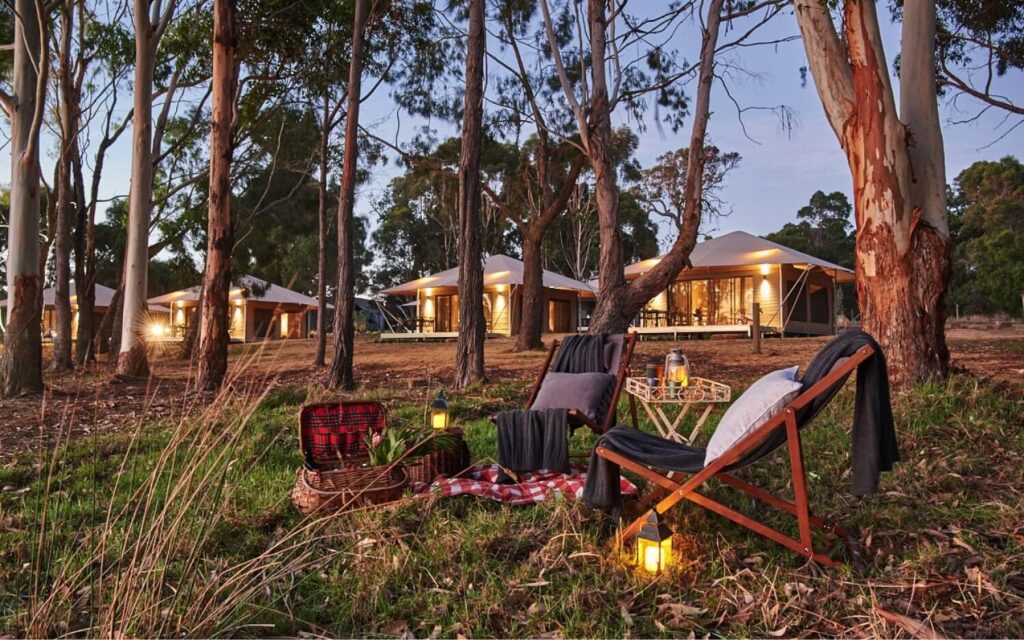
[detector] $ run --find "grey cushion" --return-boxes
[532,372,617,422]
[704,366,802,466]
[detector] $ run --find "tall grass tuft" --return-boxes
[21,344,349,638]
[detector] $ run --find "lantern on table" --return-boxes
[636,510,673,574]
[430,390,450,430]
[664,349,690,394]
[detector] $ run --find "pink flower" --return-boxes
[371,432,383,448]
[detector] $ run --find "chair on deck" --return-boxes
[585,330,897,567]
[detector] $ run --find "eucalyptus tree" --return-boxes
[1,0,50,396]
[539,0,732,333]
[634,145,741,243]
[118,0,211,377]
[478,1,588,351]
[454,0,486,389]
[793,0,1023,384]
[196,0,237,391]
[327,0,370,390]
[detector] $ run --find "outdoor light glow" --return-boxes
[148,323,167,337]
[760,263,771,276]
[430,391,450,430]
[636,510,673,575]
[234,298,243,306]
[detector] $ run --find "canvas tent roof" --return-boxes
[1,282,168,313]
[622,231,854,283]
[148,275,321,308]
[381,254,595,296]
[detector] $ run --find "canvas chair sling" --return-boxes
[522,333,638,435]
[598,344,874,567]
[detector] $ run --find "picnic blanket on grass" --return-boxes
[412,463,638,505]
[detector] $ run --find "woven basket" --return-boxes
[406,428,472,485]
[291,462,407,515]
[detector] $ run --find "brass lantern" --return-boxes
[636,510,673,574]
[430,390,450,430]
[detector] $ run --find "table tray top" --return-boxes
[625,376,731,404]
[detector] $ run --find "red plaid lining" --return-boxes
[411,464,639,505]
[300,402,387,467]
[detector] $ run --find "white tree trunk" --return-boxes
[1,0,46,396]
[117,1,157,377]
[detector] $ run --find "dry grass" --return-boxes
[1,332,1022,636]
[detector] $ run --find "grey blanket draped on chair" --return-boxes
[496,334,609,482]
[582,330,898,508]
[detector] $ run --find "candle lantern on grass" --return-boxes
[430,391,450,430]
[636,510,674,574]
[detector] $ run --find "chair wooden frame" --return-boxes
[510,333,638,435]
[598,344,874,567]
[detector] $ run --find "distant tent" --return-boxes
[380,254,593,337]
[614,231,854,337]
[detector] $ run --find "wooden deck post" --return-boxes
[752,302,761,354]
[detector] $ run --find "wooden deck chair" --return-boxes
[494,333,638,435]
[596,343,877,567]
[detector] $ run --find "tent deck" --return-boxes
[378,331,504,342]
[628,324,753,340]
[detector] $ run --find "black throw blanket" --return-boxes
[583,329,898,508]
[496,408,570,482]
[552,334,608,373]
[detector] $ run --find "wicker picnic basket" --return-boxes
[405,427,472,485]
[291,401,409,515]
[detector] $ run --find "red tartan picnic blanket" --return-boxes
[411,463,639,505]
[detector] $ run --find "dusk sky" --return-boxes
[5,4,1022,262]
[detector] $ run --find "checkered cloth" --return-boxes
[412,463,639,505]
[300,402,387,467]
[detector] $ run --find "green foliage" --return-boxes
[765,190,855,269]
[632,144,742,238]
[948,156,1024,316]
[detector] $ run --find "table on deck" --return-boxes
[625,376,731,444]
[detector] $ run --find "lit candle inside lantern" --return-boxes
[636,510,673,574]
[430,390,450,430]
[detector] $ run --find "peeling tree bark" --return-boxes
[793,0,950,386]
[1,0,47,397]
[197,0,237,391]
[454,0,486,388]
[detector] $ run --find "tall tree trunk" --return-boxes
[197,0,237,391]
[51,1,77,372]
[900,0,950,379]
[327,0,368,390]
[116,0,157,378]
[454,0,486,388]
[96,284,122,356]
[314,93,331,367]
[1,0,47,397]
[583,0,724,334]
[582,0,628,334]
[73,147,94,364]
[515,231,545,350]
[178,286,202,360]
[793,0,950,385]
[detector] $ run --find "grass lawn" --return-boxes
[1,341,1022,637]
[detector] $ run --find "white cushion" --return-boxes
[704,366,802,466]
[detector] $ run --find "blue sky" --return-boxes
[5,4,1022,255]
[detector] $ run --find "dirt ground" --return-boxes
[1,327,1022,465]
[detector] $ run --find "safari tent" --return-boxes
[379,254,594,340]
